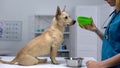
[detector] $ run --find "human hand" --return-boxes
[79,17,97,32]
[86,60,105,68]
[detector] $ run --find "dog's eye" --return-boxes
[65,16,68,19]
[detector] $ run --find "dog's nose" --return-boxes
[72,20,76,25]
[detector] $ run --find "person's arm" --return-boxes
[101,54,120,67]
[86,54,120,68]
[94,28,104,40]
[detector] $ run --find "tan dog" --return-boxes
[0,6,76,66]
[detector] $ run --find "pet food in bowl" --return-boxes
[77,16,92,26]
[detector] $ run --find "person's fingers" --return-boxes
[90,17,93,21]
[90,17,95,26]
[86,60,95,64]
[80,25,86,29]
[80,25,83,28]
[85,25,91,30]
[86,61,90,64]
[90,17,93,22]
[84,26,88,29]
[79,25,82,27]
[86,61,91,66]
[92,22,96,26]
[86,60,92,65]
[90,16,92,18]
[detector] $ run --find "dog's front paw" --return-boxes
[52,61,59,65]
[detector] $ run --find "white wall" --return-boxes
[74,6,98,60]
[0,0,105,55]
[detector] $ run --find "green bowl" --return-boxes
[77,16,92,26]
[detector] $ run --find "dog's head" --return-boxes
[55,6,76,26]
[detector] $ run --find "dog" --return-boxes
[0,6,76,66]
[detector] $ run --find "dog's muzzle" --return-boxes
[72,20,76,25]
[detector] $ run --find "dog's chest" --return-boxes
[53,32,63,40]
[49,31,64,43]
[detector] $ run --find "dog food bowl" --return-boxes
[65,57,83,67]
[77,16,92,26]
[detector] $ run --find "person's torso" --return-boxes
[102,10,120,60]
[102,10,120,68]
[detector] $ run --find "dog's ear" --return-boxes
[55,6,61,20]
[62,5,66,12]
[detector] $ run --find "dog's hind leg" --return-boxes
[18,55,39,66]
[35,57,47,64]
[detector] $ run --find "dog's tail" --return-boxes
[0,56,18,64]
